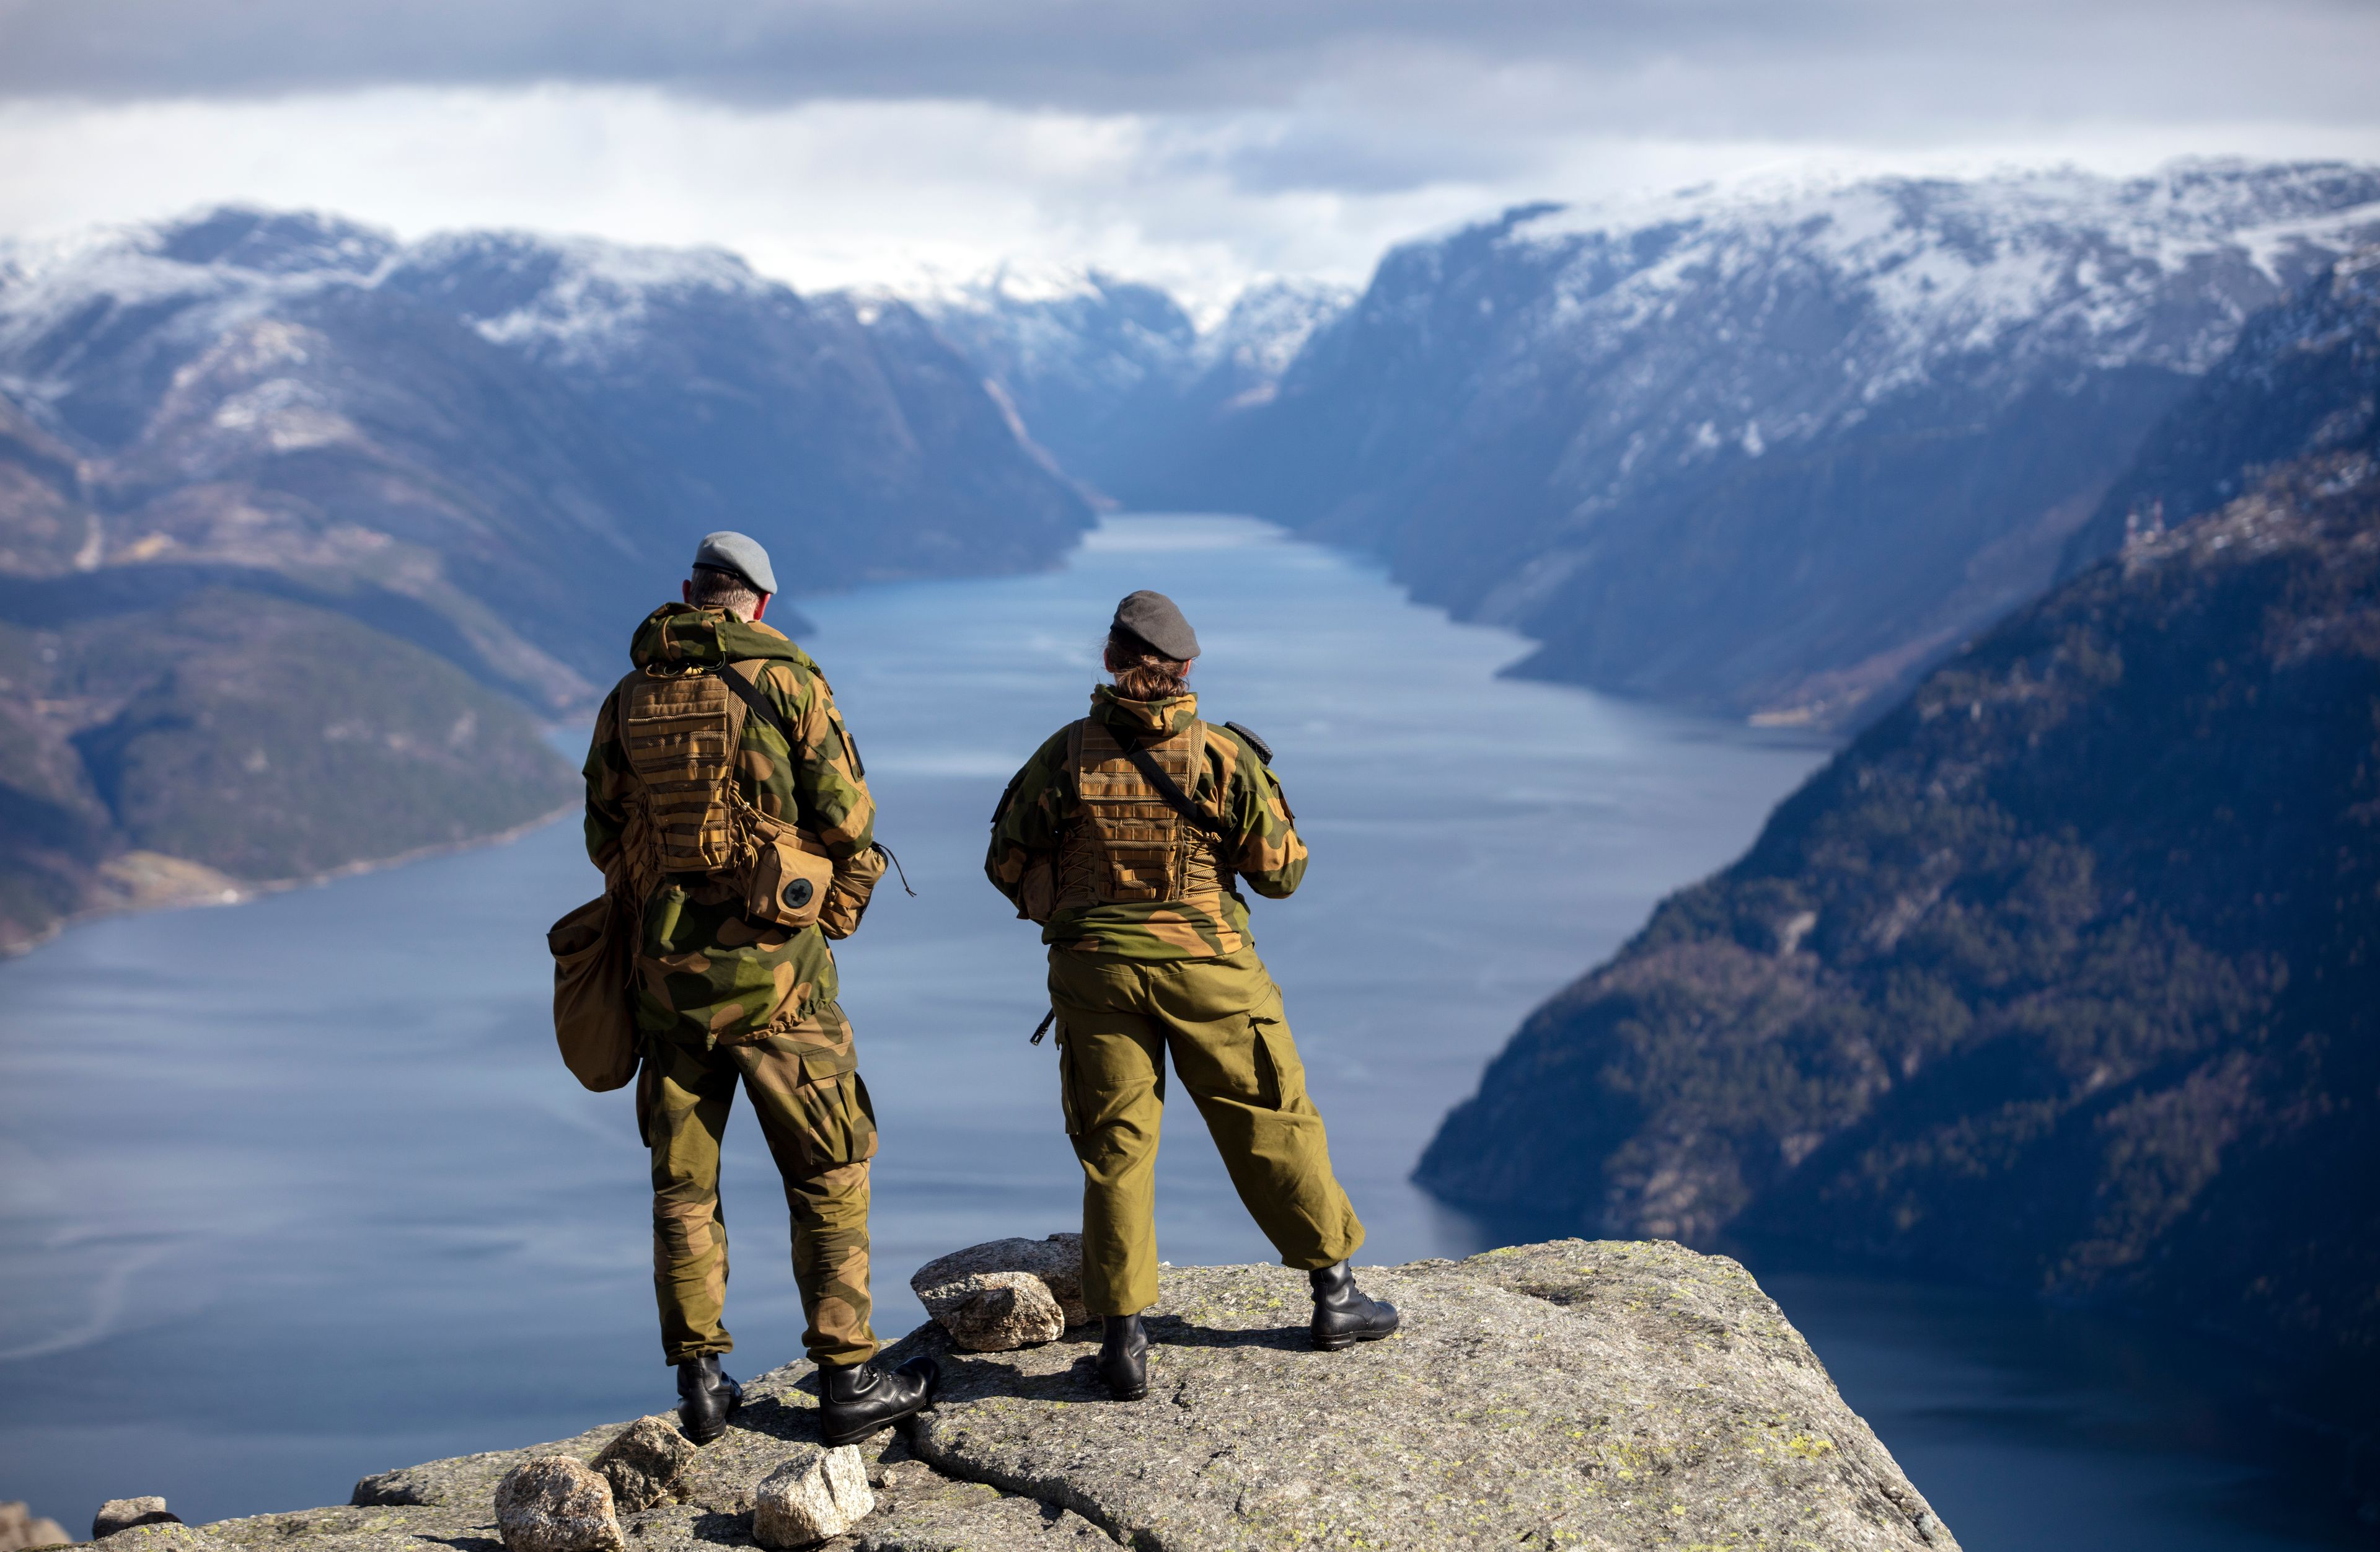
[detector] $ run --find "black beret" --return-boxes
[1112,589,1200,661]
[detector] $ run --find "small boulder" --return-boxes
[589,1416,696,1512]
[493,1458,622,1552]
[938,1272,1068,1352]
[92,1500,182,1540]
[912,1234,1089,1336]
[752,1445,873,1548]
[0,1503,72,1552]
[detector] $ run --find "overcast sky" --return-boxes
[3,1,2378,308]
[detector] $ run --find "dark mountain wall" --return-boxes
[1417,253,2380,1382]
[0,208,1096,950]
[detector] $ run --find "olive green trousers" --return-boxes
[637,1003,879,1367]
[1047,946,1365,1316]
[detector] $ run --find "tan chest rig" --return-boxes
[614,662,837,932]
[1051,715,1231,914]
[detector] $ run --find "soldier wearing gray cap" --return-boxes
[578,527,935,1450]
[691,531,778,599]
[984,590,1398,1404]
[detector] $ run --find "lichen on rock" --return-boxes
[182,1241,1956,1552]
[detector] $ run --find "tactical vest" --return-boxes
[614,661,835,931]
[1052,715,1230,912]
[620,667,746,875]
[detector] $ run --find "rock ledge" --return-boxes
[175,1241,1954,1551]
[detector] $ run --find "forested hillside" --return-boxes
[1419,249,2380,1382]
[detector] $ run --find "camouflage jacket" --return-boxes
[985,687,1307,960]
[584,604,875,1052]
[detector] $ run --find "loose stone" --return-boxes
[92,1500,182,1540]
[0,1504,71,1552]
[751,1445,874,1547]
[493,1458,623,1552]
[911,1235,1089,1329]
[588,1417,695,1512]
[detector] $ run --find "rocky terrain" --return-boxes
[1419,250,2380,1390]
[0,208,1094,949]
[53,1243,1957,1552]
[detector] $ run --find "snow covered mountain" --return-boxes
[1206,161,2380,725]
[919,268,1352,505]
[0,208,1093,686]
[0,206,1092,948]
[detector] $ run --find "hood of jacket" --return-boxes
[1090,684,1199,739]
[629,603,817,674]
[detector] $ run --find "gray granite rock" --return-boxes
[752,1447,872,1547]
[590,1416,697,1512]
[179,1241,1959,1552]
[493,1459,621,1552]
[94,1500,184,1539]
[95,1526,214,1552]
[894,1240,1959,1551]
[0,1503,72,1552]
[935,1273,1068,1353]
[911,1237,1088,1330]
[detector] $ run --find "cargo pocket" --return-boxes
[1249,1015,1308,1112]
[790,1069,878,1168]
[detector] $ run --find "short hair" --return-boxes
[1104,626,1191,700]
[688,564,762,618]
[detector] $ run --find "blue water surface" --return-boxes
[0,516,2360,1547]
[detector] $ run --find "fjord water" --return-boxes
[0,516,2355,1548]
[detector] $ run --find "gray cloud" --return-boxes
[4,0,2377,145]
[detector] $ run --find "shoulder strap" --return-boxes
[1117,725,1227,840]
[720,660,794,746]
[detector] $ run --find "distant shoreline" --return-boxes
[0,802,581,960]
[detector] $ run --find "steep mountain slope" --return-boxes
[0,208,1095,949]
[1418,250,2380,1385]
[1204,162,2380,726]
[920,270,1352,506]
[2064,242,2380,569]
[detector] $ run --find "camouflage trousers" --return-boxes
[637,1002,879,1368]
[1047,946,1365,1316]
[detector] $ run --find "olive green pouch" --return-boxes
[547,893,640,1093]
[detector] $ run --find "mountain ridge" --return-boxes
[0,205,1096,950]
[1416,246,2380,1398]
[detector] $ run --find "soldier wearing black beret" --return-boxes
[985,590,1398,1401]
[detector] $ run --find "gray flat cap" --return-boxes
[692,531,776,596]
[1112,589,1200,661]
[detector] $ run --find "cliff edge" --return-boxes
[133,1242,1952,1552]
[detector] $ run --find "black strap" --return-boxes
[1118,734,1228,840]
[720,661,795,746]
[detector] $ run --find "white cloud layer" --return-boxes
[3,2,2379,306]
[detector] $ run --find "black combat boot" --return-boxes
[1310,1261,1399,1351]
[816,1354,940,1447]
[676,1354,743,1444]
[1096,1314,1149,1401]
